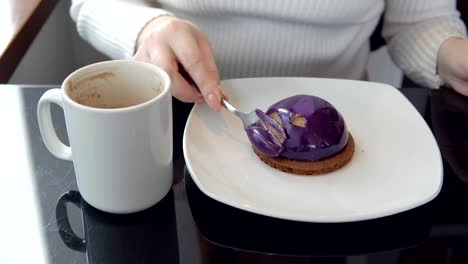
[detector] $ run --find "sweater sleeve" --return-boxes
[382,0,467,88]
[70,0,173,59]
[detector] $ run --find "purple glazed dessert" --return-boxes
[247,95,349,161]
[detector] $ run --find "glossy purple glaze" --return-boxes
[245,110,285,157]
[265,95,348,161]
[255,110,286,142]
[245,125,284,157]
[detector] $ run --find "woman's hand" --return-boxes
[437,37,468,97]
[134,16,225,111]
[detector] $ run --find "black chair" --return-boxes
[370,16,385,52]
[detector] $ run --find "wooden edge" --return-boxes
[0,0,60,83]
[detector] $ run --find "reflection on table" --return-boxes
[55,190,180,264]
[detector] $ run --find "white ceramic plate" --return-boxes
[183,78,443,223]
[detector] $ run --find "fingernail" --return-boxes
[195,96,205,104]
[207,93,221,111]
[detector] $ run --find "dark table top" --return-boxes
[1,84,468,264]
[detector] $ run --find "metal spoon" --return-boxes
[221,99,261,130]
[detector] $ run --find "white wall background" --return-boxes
[8,1,402,87]
[368,47,402,88]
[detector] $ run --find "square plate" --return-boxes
[183,78,443,223]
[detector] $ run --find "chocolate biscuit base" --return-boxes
[253,133,355,175]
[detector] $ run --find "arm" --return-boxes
[70,0,225,110]
[382,0,467,89]
[70,0,172,59]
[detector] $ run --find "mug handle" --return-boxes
[56,190,86,252]
[37,88,72,160]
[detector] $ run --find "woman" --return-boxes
[71,0,467,112]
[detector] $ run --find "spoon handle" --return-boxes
[222,99,241,116]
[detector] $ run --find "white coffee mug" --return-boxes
[37,60,173,214]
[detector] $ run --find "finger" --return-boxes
[451,81,468,98]
[133,42,150,62]
[169,32,222,111]
[149,45,202,103]
[196,36,229,100]
[176,63,208,104]
[171,73,205,103]
[177,62,217,104]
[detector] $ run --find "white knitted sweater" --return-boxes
[70,0,467,88]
